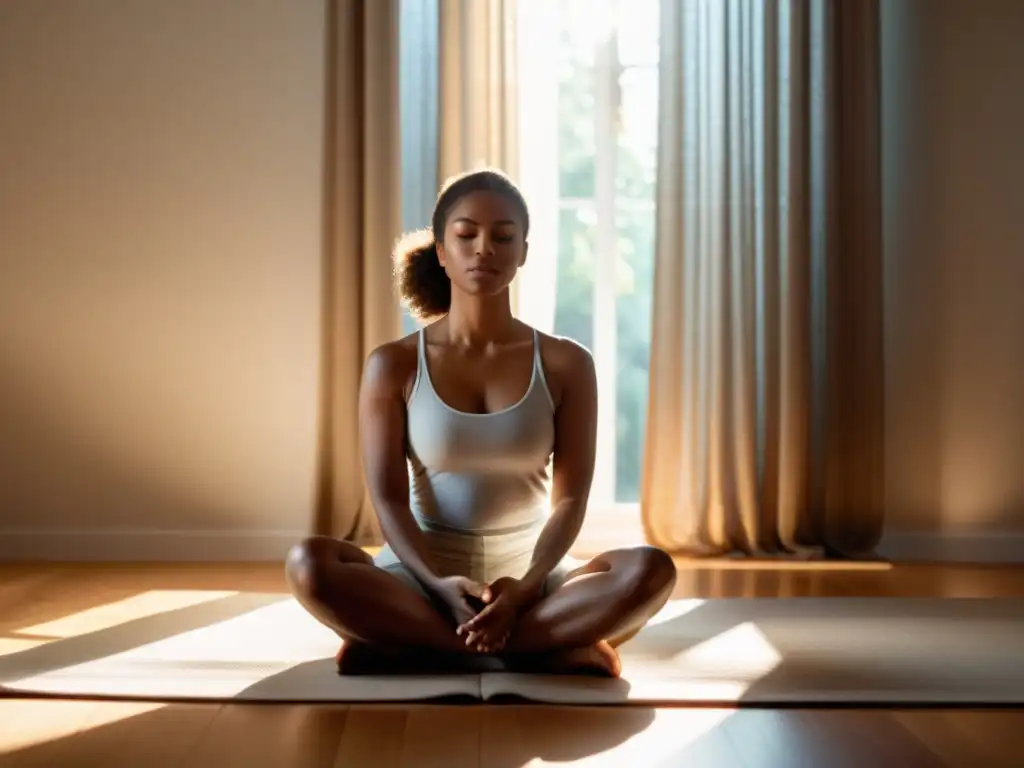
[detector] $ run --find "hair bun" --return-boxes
[393,228,451,322]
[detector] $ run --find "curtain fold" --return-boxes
[316,0,403,544]
[642,0,884,557]
[438,0,519,180]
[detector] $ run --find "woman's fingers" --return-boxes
[456,604,514,651]
[468,622,512,651]
[465,603,496,631]
[462,579,486,599]
[466,628,494,651]
[484,634,508,653]
[468,626,512,653]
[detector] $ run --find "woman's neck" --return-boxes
[444,290,517,348]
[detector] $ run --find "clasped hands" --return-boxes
[435,575,536,653]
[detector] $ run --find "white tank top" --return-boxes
[405,328,555,534]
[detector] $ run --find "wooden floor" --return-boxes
[1,561,1023,767]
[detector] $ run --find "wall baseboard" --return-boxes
[878,530,1024,564]
[0,530,307,562]
[2,528,1021,564]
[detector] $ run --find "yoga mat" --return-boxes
[2,596,1021,705]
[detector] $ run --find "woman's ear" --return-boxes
[436,240,447,268]
[519,240,529,268]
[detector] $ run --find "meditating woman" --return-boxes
[285,168,676,677]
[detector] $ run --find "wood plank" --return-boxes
[813,710,958,767]
[931,710,1024,767]
[891,710,1014,767]
[722,709,947,768]
[333,706,406,768]
[502,705,741,767]
[184,704,348,768]
[0,698,99,768]
[479,706,532,767]
[37,702,222,768]
[401,705,482,767]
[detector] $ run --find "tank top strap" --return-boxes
[531,328,555,411]
[408,328,428,403]
[417,327,428,365]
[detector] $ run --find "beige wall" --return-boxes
[882,0,1024,534]
[0,1,327,555]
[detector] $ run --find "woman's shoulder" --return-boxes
[533,329,595,406]
[534,329,594,372]
[362,331,420,397]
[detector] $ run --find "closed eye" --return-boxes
[455,233,515,243]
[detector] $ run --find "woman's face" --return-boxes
[436,190,528,299]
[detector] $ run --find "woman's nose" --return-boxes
[475,235,495,255]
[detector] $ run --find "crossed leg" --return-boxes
[285,537,677,676]
[285,536,471,654]
[498,547,677,675]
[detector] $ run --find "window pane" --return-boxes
[615,0,660,67]
[553,204,596,351]
[616,65,659,200]
[543,0,660,508]
[615,202,655,502]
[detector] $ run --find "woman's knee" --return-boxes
[615,545,677,602]
[284,536,370,599]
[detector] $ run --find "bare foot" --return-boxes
[550,640,622,677]
[507,640,622,678]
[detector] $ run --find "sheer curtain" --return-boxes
[642,0,885,557]
[438,0,518,179]
[317,0,403,544]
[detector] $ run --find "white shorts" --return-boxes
[373,519,583,603]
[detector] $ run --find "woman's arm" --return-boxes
[358,344,445,592]
[518,339,598,602]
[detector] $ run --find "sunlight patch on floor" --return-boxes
[5,596,326,698]
[645,598,705,627]
[0,699,168,756]
[672,621,782,681]
[0,636,50,656]
[15,590,239,639]
[527,708,735,767]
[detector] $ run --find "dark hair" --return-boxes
[393,167,530,322]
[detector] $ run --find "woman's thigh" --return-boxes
[372,544,455,620]
[545,546,676,599]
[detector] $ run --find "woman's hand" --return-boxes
[456,576,532,653]
[432,575,488,629]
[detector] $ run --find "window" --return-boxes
[518,0,661,512]
[397,0,661,538]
